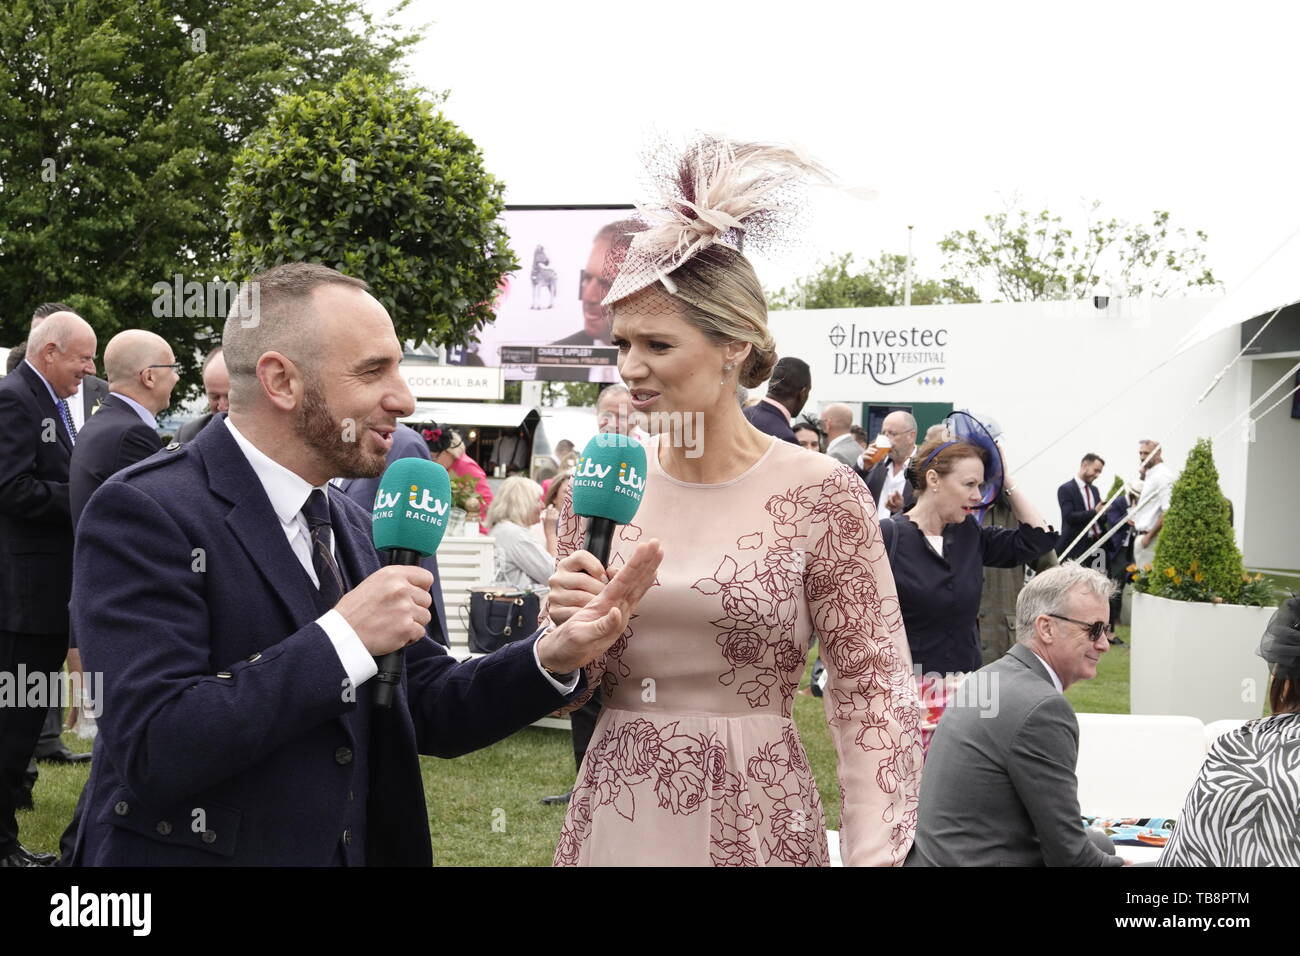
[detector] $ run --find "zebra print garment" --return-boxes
[1160,713,1300,866]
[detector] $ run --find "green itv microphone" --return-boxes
[570,433,647,568]
[370,457,452,708]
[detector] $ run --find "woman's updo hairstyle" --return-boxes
[660,244,776,388]
[905,439,988,494]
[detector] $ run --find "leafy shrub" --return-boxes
[1128,438,1274,607]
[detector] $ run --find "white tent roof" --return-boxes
[1175,227,1300,356]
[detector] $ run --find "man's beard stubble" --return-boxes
[299,376,385,480]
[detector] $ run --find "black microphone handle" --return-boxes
[582,516,618,568]
[373,547,423,710]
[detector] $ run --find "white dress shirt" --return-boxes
[70,379,87,430]
[224,418,576,693]
[1130,462,1174,533]
[1032,651,1064,693]
[880,458,910,518]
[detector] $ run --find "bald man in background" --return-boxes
[821,403,860,468]
[0,310,97,866]
[70,330,177,525]
[177,347,229,443]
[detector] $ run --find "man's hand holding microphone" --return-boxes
[348,432,661,695]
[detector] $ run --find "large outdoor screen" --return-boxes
[462,205,634,383]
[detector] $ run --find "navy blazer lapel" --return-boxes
[329,489,379,593]
[193,419,321,630]
[17,361,73,456]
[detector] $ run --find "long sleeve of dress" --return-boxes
[979,520,1058,568]
[807,466,923,866]
[540,485,608,709]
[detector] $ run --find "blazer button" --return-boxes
[114,801,130,816]
[335,747,353,765]
[216,671,232,679]
[342,829,353,846]
[201,830,217,844]
[156,821,172,836]
[247,652,262,663]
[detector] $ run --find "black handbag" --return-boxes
[464,587,541,654]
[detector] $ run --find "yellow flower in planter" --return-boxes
[1165,566,1177,579]
[1189,559,1200,572]
[1194,572,1205,583]
[1143,563,1153,572]
[1174,576,1183,585]
[1126,564,1138,573]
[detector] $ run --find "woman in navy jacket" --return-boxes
[880,439,1056,752]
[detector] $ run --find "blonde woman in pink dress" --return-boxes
[545,140,922,866]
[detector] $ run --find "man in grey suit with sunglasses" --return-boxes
[907,564,1127,867]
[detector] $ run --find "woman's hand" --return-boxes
[537,540,663,674]
[545,549,610,625]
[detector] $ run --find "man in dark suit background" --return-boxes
[908,564,1125,867]
[743,356,809,445]
[863,410,917,516]
[335,422,449,647]
[21,304,108,771]
[176,346,229,442]
[55,330,177,863]
[1056,453,1107,570]
[70,330,177,525]
[0,309,97,866]
[70,262,662,865]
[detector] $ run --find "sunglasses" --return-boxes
[1048,613,1114,641]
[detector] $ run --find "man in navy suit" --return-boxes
[0,310,98,866]
[22,304,109,773]
[1056,453,1108,570]
[336,422,449,647]
[70,330,178,526]
[70,262,662,865]
[743,357,809,444]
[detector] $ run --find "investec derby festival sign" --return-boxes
[767,307,953,400]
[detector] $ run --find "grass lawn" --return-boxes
[21,629,1134,865]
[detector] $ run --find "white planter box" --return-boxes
[1130,591,1275,722]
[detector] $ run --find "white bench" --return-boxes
[438,534,569,731]
[437,534,495,656]
[1075,712,1246,863]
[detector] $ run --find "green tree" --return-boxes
[1149,438,1248,603]
[938,202,1219,302]
[768,252,979,310]
[0,0,417,394]
[226,71,515,351]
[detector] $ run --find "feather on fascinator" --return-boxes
[602,136,831,306]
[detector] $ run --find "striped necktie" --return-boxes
[302,489,346,606]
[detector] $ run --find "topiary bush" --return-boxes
[1131,437,1268,606]
[225,71,516,351]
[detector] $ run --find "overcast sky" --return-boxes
[371,0,1299,296]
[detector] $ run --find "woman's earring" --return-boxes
[721,362,734,387]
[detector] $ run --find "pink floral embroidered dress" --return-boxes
[550,435,922,866]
